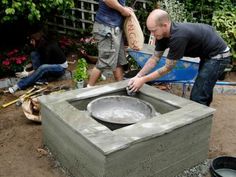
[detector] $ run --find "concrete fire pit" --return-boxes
[39,80,215,177]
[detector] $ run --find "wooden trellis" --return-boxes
[47,0,148,36]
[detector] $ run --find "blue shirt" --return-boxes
[95,0,125,28]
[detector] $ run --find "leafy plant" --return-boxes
[212,7,236,61]
[158,0,188,22]
[73,58,88,81]
[0,0,74,24]
[182,0,235,24]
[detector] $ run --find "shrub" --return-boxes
[212,7,236,61]
[158,0,188,22]
[0,0,74,24]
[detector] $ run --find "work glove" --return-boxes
[24,63,33,70]
[15,69,29,78]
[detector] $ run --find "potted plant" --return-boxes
[73,58,88,88]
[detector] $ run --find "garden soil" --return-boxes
[0,60,236,177]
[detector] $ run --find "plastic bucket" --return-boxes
[210,156,236,177]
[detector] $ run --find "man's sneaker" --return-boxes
[8,85,19,94]
[86,84,94,88]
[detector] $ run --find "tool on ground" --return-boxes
[1,86,47,108]
[15,86,39,106]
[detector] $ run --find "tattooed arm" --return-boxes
[143,58,177,82]
[136,51,164,78]
[128,58,177,92]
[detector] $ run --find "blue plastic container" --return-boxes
[127,45,199,82]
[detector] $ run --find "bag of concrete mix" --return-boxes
[22,97,41,122]
[124,11,144,50]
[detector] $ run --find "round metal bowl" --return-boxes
[87,95,157,125]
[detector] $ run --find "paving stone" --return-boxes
[0,70,72,89]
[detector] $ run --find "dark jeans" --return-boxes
[31,51,41,69]
[17,51,65,89]
[190,57,231,106]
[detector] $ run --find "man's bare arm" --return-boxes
[103,0,132,16]
[142,58,177,82]
[137,51,164,77]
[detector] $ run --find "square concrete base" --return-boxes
[40,80,214,177]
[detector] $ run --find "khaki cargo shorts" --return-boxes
[92,22,127,71]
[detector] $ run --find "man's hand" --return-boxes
[121,7,133,17]
[128,76,145,93]
[103,0,133,17]
[15,70,29,78]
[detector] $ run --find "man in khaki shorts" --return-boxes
[87,0,132,87]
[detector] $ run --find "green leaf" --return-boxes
[5,8,15,15]
[2,16,11,22]
[12,2,22,9]
[2,0,8,4]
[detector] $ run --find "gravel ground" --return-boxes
[175,160,211,177]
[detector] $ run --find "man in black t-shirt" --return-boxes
[128,9,231,106]
[9,31,68,93]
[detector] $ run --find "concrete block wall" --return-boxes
[40,81,215,177]
[42,102,212,177]
[104,117,212,177]
[42,106,106,177]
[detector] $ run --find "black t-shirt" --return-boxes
[155,22,227,60]
[37,40,66,64]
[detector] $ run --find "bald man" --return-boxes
[128,9,231,106]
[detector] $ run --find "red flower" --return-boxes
[18,55,27,61]
[2,60,10,66]
[0,48,30,76]
[79,37,98,56]
[16,58,22,64]
[59,36,73,46]
[7,49,19,57]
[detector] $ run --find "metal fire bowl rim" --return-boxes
[87,95,157,125]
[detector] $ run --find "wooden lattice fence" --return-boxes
[47,0,149,36]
